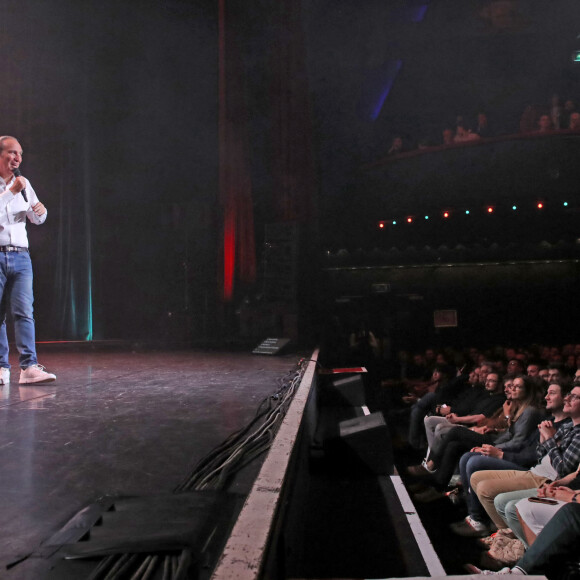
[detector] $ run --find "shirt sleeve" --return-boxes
[542,426,580,478]
[24,180,47,225]
[0,184,16,210]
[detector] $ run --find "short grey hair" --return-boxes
[0,136,17,153]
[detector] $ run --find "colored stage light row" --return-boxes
[377,200,572,228]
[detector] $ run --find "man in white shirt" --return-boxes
[0,136,56,384]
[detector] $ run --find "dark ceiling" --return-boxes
[302,0,580,187]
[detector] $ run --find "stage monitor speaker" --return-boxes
[252,337,291,355]
[338,412,394,475]
[324,375,366,407]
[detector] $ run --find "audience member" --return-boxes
[561,99,576,129]
[549,94,562,130]
[519,104,541,134]
[407,364,457,449]
[526,363,540,378]
[454,123,480,143]
[569,111,580,130]
[387,135,405,156]
[514,464,580,546]
[442,127,455,145]
[536,114,553,133]
[475,112,492,138]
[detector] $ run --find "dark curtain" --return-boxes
[270,0,317,224]
[219,0,257,302]
[0,8,93,341]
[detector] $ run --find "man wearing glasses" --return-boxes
[469,384,580,533]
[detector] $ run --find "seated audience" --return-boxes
[411,363,493,465]
[413,375,544,503]
[467,383,580,535]
[452,379,570,537]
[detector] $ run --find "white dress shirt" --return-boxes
[0,175,47,248]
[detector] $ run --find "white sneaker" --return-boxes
[450,515,492,537]
[0,367,10,385]
[465,564,523,575]
[19,364,56,384]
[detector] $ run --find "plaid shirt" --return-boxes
[536,422,580,478]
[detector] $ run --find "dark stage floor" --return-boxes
[0,347,301,579]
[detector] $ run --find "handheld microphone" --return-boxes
[12,168,28,202]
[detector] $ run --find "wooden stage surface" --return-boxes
[0,347,302,579]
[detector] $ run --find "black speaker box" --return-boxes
[337,412,394,475]
[320,375,366,407]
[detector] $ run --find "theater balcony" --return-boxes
[321,131,580,346]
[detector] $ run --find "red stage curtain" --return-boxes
[219,0,256,302]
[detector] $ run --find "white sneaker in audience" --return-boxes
[465,564,525,575]
[450,515,492,537]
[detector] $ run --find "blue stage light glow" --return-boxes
[412,5,429,22]
[369,60,403,120]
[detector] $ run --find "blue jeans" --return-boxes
[0,251,38,369]
[459,452,527,522]
[494,488,538,546]
[408,391,437,449]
